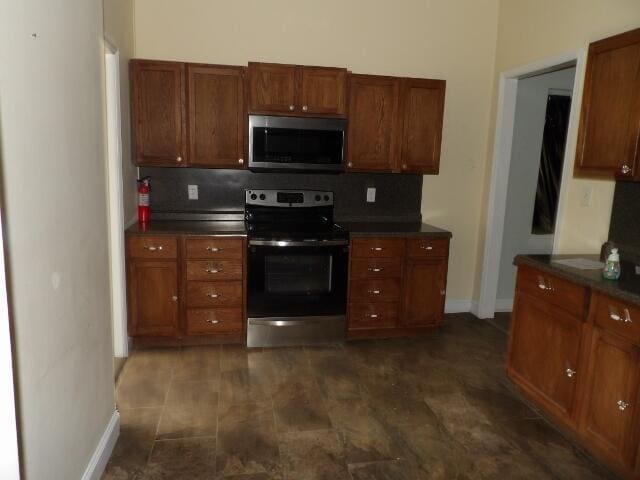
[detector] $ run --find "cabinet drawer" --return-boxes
[348,302,398,329]
[407,237,449,258]
[350,258,402,279]
[185,237,243,259]
[186,281,242,307]
[350,278,401,302]
[186,308,243,335]
[351,238,405,258]
[517,266,589,318]
[185,260,243,281]
[592,292,640,344]
[127,235,178,259]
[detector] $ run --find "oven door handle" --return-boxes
[249,318,326,327]
[248,239,349,247]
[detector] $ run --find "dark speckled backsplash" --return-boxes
[140,167,423,222]
[609,182,640,262]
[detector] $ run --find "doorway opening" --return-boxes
[478,52,584,321]
[104,40,129,370]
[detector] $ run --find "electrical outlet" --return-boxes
[366,187,376,203]
[188,184,198,200]
[580,185,593,207]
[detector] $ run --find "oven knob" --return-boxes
[324,195,330,201]
[250,193,257,200]
[259,194,266,200]
[315,194,321,201]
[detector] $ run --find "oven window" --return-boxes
[265,254,332,294]
[253,127,343,165]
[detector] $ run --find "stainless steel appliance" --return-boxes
[245,189,349,347]
[248,115,347,172]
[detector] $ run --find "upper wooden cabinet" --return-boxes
[398,79,446,174]
[347,75,400,172]
[131,60,187,167]
[347,74,445,174]
[248,62,347,116]
[187,64,246,168]
[574,28,640,180]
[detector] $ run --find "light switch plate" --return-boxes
[188,184,198,200]
[366,187,376,203]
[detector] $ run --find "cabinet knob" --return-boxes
[565,368,576,378]
[368,267,382,272]
[289,105,295,111]
[609,306,632,323]
[617,399,629,411]
[402,164,407,169]
[420,245,433,251]
[347,162,353,168]
[176,156,182,163]
[144,245,163,251]
[205,319,220,324]
[205,246,221,252]
[440,289,446,296]
[366,314,379,318]
[370,247,383,252]
[238,158,244,164]
[302,105,308,111]
[206,293,220,299]
[621,164,631,174]
[367,289,381,295]
[171,295,178,302]
[205,268,222,274]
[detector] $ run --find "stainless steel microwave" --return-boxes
[248,115,347,173]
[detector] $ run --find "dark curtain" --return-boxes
[532,94,571,234]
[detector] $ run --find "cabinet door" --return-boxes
[248,62,297,113]
[347,75,400,172]
[507,292,583,424]
[574,28,640,179]
[131,60,186,166]
[579,328,640,468]
[300,67,347,116]
[187,65,246,168]
[128,260,179,337]
[401,259,447,327]
[398,79,446,174]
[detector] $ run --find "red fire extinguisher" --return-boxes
[137,176,151,223]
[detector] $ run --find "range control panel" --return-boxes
[245,190,334,207]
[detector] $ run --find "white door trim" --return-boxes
[477,50,584,319]
[104,45,129,357]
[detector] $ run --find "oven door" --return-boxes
[247,239,349,347]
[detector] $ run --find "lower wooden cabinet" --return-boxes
[507,292,583,425]
[402,259,447,327]
[128,260,179,337]
[126,234,245,346]
[347,235,450,337]
[579,327,640,470]
[508,264,640,478]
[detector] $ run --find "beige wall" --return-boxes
[474,0,640,297]
[0,0,115,478]
[104,0,138,224]
[133,0,500,302]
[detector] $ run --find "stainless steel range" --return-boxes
[245,189,349,348]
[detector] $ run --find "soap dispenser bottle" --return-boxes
[603,248,621,280]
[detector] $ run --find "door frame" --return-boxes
[104,39,129,357]
[476,50,586,319]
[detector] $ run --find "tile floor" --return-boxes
[103,314,616,479]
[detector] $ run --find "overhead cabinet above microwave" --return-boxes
[129,59,446,174]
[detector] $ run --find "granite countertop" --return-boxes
[338,222,452,237]
[126,221,248,236]
[515,254,640,306]
[126,220,452,239]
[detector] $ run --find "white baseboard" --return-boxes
[81,410,120,480]
[445,299,479,315]
[495,298,513,312]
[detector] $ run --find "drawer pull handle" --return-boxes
[368,290,381,295]
[205,268,223,274]
[368,267,382,272]
[144,245,163,251]
[370,247,384,251]
[205,319,220,324]
[366,314,379,318]
[171,295,178,302]
[205,246,222,252]
[206,293,220,299]
[609,307,632,323]
[617,400,629,411]
[420,246,433,250]
[536,275,553,291]
[565,368,576,378]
